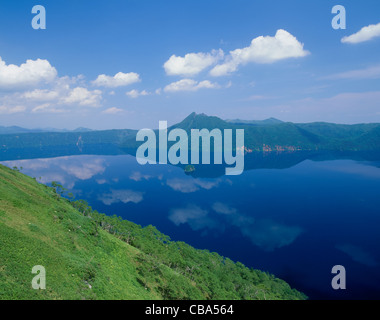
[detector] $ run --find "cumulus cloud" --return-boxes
[240,219,303,252]
[62,87,102,107]
[20,77,103,110]
[169,204,207,225]
[0,57,57,89]
[167,178,220,193]
[167,179,199,193]
[164,79,220,92]
[96,179,107,185]
[60,158,106,180]
[342,22,380,44]
[0,66,94,114]
[164,49,223,76]
[212,203,254,226]
[126,89,150,98]
[210,29,309,76]
[212,202,237,215]
[169,204,221,231]
[22,89,60,101]
[168,200,302,250]
[98,189,144,206]
[211,202,302,251]
[92,72,140,87]
[130,171,153,181]
[2,156,106,190]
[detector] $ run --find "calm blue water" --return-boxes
[2,154,380,299]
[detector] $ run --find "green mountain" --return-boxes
[0,164,306,300]
[163,113,380,152]
[1,113,380,156]
[172,112,231,131]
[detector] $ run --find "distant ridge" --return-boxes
[1,112,380,152]
[0,126,92,135]
[226,117,284,126]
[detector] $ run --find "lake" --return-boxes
[2,151,380,299]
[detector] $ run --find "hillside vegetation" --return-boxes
[0,164,306,300]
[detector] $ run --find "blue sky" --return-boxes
[0,0,379,129]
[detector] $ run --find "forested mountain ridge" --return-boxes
[1,113,380,152]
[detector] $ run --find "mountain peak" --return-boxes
[173,113,228,130]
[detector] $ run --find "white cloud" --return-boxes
[19,78,103,110]
[211,202,254,227]
[22,89,60,101]
[210,29,309,76]
[0,57,57,89]
[0,105,26,114]
[126,89,150,98]
[63,87,102,107]
[167,179,199,193]
[32,103,65,114]
[102,107,123,114]
[342,22,380,44]
[31,103,51,113]
[240,219,303,252]
[92,72,140,87]
[164,79,220,92]
[129,171,152,181]
[168,204,222,232]
[169,205,207,226]
[98,189,144,206]
[164,49,223,76]
[60,158,106,180]
[3,156,106,191]
[167,178,220,193]
[168,201,302,250]
[11,76,85,111]
[212,202,237,215]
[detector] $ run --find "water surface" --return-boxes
[2,153,380,299]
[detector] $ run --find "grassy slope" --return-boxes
[0,164,306,300]
[0,164,157,300]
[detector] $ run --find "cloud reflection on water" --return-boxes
[170,201,302,251]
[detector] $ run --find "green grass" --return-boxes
[0,164,306,300]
